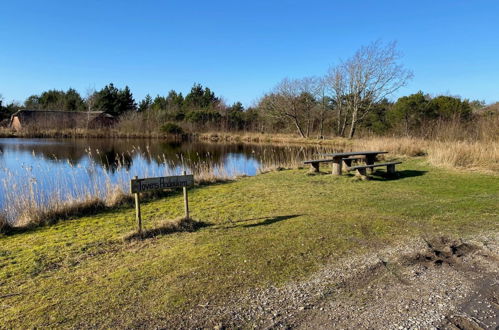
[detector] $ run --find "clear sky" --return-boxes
[1,0,498,106]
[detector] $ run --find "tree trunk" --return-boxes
[340,113,348,137]
[348,121,357,138]
[319,115,324,139]
[348,108,358,139]
[293,117,306,138]
[336,106,342,136]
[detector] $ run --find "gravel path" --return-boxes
[173,232,499,329]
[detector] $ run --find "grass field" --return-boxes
[1,158,498,328]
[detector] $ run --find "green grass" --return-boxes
[1,159,498,327]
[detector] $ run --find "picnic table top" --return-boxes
[319,151,388,158]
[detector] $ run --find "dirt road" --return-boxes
[175,233,499,329]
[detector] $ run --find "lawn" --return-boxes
[1,159,498,328]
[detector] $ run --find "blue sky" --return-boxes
[1,0,498,106]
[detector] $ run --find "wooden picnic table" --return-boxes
[317,151,388,175]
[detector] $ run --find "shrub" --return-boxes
[0,212,11,234]
[160,123,184,135]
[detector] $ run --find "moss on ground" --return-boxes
[1,159,498,327]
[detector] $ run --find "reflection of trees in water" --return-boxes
[95,148,133,172]
[0,138,342,172]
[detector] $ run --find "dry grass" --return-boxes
[427,140,499,172]
[15,197,107,229]
[198,131,353,147]
[352,137,428,157]
[352,136,499,172]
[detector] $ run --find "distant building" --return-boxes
[0,119,10,128]
[9,110,116,131]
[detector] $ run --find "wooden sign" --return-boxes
[130,174,194,193]
[130,172,194,235]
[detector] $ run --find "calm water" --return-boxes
[0,138,338,221]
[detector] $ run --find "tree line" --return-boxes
[0,41,490,138]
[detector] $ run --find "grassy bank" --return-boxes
[1,159,498,328]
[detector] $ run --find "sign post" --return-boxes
[130,173,194,234]
[182,170,190,219]
[133,175,142,234]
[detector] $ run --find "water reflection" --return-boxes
[0,138,341,221]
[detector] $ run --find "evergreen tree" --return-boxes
[138,94,153,112]
[94,83,137,116]
[166,90,184,110]
[64,88,86,111]
[119,86,137,113]
[184,83,219,109]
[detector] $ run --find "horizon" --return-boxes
[1,1,499,106]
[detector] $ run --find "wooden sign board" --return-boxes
[130,173,194,235]
[130,174,194,194]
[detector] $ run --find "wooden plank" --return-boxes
[303,159,334,164]
[349,162,402,170]
[130,174,194,193]
[319,151,388,158]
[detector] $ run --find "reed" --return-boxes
[350,136,499,171]
[352,137,428,157]
[427,140,499,172]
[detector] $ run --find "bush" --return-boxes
[160,123,184,135]
[0,212,11,234]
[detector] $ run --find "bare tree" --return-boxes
[296,76,321,138]
[85,87,97,129]
[327,41,413,138]
[260,78,318,138]
[327,66,349,136]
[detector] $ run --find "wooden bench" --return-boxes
[305,151,388,175]
[304,159,334,172]
[304,155,374,173]
[349,161,402,179]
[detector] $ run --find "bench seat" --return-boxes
[303,159,334,164]
[349,161,402,179]
[349,161,402,170]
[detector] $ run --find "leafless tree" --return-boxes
[296,76,321,138]
[310,77,330,139]
[260,77,318,138]
[327,40,413,138]
[85,87,97,129]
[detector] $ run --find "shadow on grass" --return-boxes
[124,217,210,241]
[369,169,427,181]
[242,214,302,228]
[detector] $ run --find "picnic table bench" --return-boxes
[350,161,402,179]
[304,151,388,175]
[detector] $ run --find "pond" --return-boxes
[0,138,340,223]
